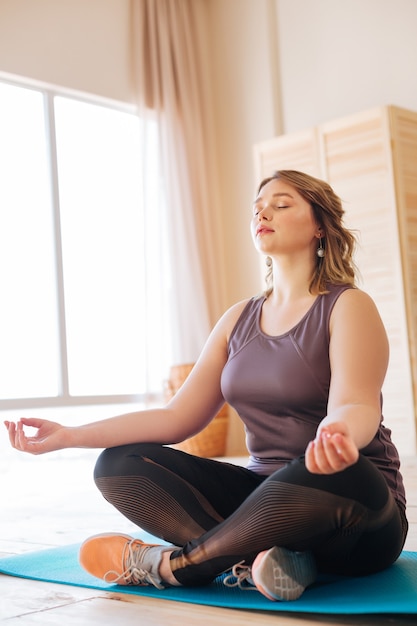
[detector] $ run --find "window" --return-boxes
[0,77,171,407]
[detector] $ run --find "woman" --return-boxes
[5,170,407,601]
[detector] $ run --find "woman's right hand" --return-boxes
[4,418,69,455]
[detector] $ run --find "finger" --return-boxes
[18,417,44,428]
[310,434,333,474]
[16,421,27,450]
[332,433,359,465]
[321,433,346,470]
[5,421,17,448]
[15,424,36,454]
[322,433,360,472]
[305,441,319,473]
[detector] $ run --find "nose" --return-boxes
[257,204,272,220]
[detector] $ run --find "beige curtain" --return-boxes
[130,0,225,364]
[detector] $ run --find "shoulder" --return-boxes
[332,287,380,314]
[330,287,387,340]
[213,297,259,340]
[223,296,256,328]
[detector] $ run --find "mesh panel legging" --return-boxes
[94,443,407,587]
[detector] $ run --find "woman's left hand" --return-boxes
[305,422,359,474]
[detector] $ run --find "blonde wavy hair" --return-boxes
[258,170,357,295]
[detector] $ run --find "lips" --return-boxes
[256,227,274,236]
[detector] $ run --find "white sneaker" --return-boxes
[251,546,317,601]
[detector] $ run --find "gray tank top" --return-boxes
[221,283,406,507]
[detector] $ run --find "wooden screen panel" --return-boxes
[253,128,320,183]
[389,106,417,450]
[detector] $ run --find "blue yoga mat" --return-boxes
[0,536,416,615]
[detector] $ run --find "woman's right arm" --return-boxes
[4,300,249,455]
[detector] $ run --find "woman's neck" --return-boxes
[268,261,315,306]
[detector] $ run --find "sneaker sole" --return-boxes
[251,546,317,601]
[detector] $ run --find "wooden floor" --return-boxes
[1,441,416,625]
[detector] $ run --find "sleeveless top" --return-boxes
[221,283,406,508]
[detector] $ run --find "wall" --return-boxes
[276,0,417,133]
[0,0,132,103]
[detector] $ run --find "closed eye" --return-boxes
[252,202,291,215]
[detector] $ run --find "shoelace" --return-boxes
[103,539,164,589]
[223,561,256,590]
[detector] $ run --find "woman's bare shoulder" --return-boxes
[215,297,257,337]
[334,287,380,312]
[330,287,387,336]
[225,296,256,320]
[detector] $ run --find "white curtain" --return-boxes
[130,0,226,366]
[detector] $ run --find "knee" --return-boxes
[93,442,162,481]
[93,446,120,481]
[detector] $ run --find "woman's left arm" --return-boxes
[305,288,389,474]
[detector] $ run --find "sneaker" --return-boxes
[79,533,175,588]
[223,560,256,590]
[251,546,317,601]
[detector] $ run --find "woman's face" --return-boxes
[251,178,320,259]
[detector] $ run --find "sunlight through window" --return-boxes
[55,97,150,396]
[0,79,170,403]
[0,83,59,399]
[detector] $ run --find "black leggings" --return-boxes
[93,443,407,587]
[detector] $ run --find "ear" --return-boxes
[315,223,324,238]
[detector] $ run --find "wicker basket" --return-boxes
[164,363,229,457]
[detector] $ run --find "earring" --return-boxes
[266,256,272,267]
[317,238,325,258]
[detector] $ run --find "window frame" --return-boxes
[0,72,164,410]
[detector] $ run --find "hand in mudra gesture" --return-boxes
[4,418,68,455]
[305,422,359,474]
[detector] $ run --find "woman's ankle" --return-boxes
[159,550,181,586]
